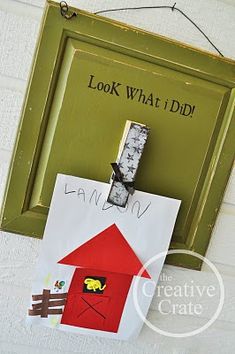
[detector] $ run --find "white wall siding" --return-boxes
[0,0,235,353]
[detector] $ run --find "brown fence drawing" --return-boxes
[28,289,68,318]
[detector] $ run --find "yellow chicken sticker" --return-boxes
[84,278,106,292]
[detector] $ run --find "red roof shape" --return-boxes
[58,224,150,278]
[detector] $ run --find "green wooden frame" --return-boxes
[1,0,235,270]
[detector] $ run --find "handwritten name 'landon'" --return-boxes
[64,184,151,220]
[88,74,161,108]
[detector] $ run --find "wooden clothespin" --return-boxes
[107,121,149,207]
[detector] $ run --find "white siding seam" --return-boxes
[220,203,235,215]
[0,0,43,20]
[203,261,235,277]
[148,309,235,326]
[0,340,76,354]
[13,0,44,9]
[0,149,12,161]
[0,74,26,92]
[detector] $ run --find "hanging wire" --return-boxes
[94,2,224,57]
[59,2,223,57]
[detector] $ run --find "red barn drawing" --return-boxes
[58,224,150,333]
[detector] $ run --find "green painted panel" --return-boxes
[1,1,235,269]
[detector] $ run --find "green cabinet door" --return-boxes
[1,1,235,269]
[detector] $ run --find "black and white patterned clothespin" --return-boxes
[107,121,149,207]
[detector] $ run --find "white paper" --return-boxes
[27,174,181,340]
